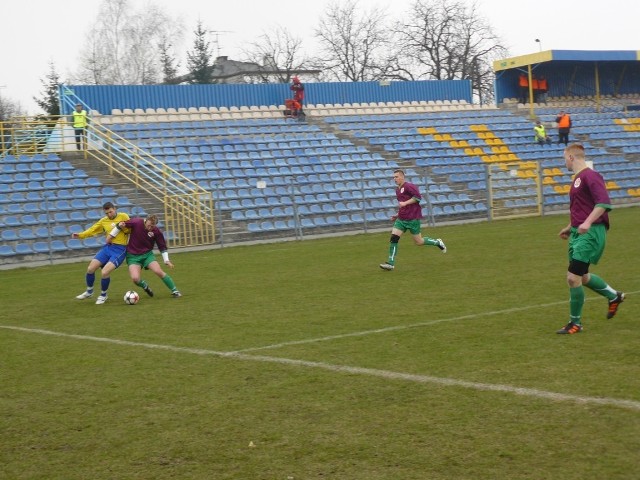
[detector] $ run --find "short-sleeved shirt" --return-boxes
[78,212,130,246]
[569,168,611,229]
[121,217,168,255]
[396,181,423,220]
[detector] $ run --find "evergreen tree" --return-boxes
[186,21,214,84]
[34,62,61,116]
[159,37,180,83]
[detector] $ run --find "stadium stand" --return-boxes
[2,79,640,265]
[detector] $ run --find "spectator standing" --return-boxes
[556,143,624,334]
[518,72,529,104]
[556,110,572,145]
[290,76,305,113]
[379,169,446,271]
[538,76,549,104]
[71,103,88,150]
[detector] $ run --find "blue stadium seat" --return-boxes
[3,216,20,227]
[67,239,85,250]
[0,245,15,257]
[83,237,102,248]
[15,243,34,255]
[32,242,50,253]
[1,230,19,241]
[17,228,37,240]
[51,240,67,252]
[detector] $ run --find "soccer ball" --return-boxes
[124,290,140,305]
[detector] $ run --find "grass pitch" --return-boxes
[2,207,639,479]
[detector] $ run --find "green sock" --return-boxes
[569,286,585,325]
[388,243,398,265]
[584,274,617,300]
[136,280,148,289]
[162,275,177,291]
[423,237,438,246]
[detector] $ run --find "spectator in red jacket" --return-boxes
[290,76,305,109]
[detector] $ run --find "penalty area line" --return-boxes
[2,325,640,412]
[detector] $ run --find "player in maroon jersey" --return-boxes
[556,144,624,334]
[108,214,182,298]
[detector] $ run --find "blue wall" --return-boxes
[60,80,473,115]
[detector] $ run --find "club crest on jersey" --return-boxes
[574,178,582,188]
[400,187,405,194]
[147,231,154,238]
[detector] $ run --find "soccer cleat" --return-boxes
[171,290,182,298]
[95,295,108,305]
[143,285,154,297]
[556,322,583,334]
[607,292,625,319]
[76,290,93,300]
[436,238,447,253]
[379,263,394,271]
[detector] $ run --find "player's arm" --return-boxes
[106,221,131,242]
[156,232,174,268]
[71,221,102,239]
[160,250,174,269]
[558,223,572,240]
[577,206,608,234]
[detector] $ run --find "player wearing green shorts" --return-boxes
[379,169,446,271]
[108,214,182,298]
[556,144,624,334]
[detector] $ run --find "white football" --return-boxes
[124,290,140,305]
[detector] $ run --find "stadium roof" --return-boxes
[494,50,640,71]
[492,50,640,106]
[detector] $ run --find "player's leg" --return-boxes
[380,226,404,270]
[131,253,155,297]
[584,273,625,318]
[578,225,624,317]
[95,246,126,304]
[409,221,446,252]
[148,260,180,296]
[76,257,103,299]
[558,233,588,333]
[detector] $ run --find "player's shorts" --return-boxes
[393,218,422,235]
[126,251,156,269]
[568,223,607,265]
[94,244,127,268]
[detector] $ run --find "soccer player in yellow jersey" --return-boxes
[72,201,129,304]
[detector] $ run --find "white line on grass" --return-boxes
[230,292,638,354]
[2,324,640,412]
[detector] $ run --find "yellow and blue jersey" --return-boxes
[78,212,130,245]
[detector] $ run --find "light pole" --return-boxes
[535,39,542,52]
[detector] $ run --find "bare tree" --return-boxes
[314,0,393,82]
[0,94,25,122]
[74,0,182,85]
[241,27,309,83]
[392,0,506,102]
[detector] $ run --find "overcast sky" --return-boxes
[2,0,639,114]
